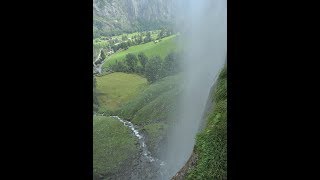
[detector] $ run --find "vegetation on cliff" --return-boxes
[187,66,227,180]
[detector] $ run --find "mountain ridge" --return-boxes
[93,0,175,37]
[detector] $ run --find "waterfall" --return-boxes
[162,0,227,178]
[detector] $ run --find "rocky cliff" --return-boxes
[93,0,174,37]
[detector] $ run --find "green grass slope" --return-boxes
[93,30,160,48]
[118,74,182,124]
[96,72,148,113]
[118,74,182,154]
[187,66,227,180]
[93,116,139,177]
[103,35,177,68]
[95,72,182,155]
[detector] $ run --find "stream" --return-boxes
[93,49,170,179]
[95,114,169,179]
[110,116,164,164]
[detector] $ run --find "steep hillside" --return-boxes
[185,66,227,179]
[118,74,182,155]
[171,66,227,180]
[93,73,182,179]
[93,116,139,178]
[93,0,174,37]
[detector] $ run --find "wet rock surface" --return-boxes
[171,149,197,180]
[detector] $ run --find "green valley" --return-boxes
[93,1,227,179]
[104,35,178,68]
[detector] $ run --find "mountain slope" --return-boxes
[171,66,227,180]
[186,66,227,179]
[93,0,174,37]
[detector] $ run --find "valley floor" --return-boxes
[93,67,227,179]
[93,72,182,179]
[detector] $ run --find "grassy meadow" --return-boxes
[93,30,161,49]
[93,29,184,178]
[93,116,138,176]
[96,72,148,113]
[103,35,177,68]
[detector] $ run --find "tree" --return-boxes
[111,60,128,72]
[120,42,128,50]
[162,52,180,76]
[158,28,165,39]
[100,50,106,61]
[144,31,152,43]
[111,44,119,52]
[165,28,171,37]
[135,66,144,75]
[138,52,148,69]
[96,50,106,64]
[125,53,138,72]
[127,40,132,47]
[121,35,128,41]
[145,56,162,83]
[137,35,143,44]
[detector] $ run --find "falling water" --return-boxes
[162,0,227,178]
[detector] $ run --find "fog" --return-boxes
[162,0,227,178]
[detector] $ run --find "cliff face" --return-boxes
[93,0,174,36]
[171,149,198,180]
[172,65,227,179]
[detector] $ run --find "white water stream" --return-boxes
[110,116,165,165]
[93,114,169,179]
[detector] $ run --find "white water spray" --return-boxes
[163,0,227,178]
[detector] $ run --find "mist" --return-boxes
[162,0,227,178]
